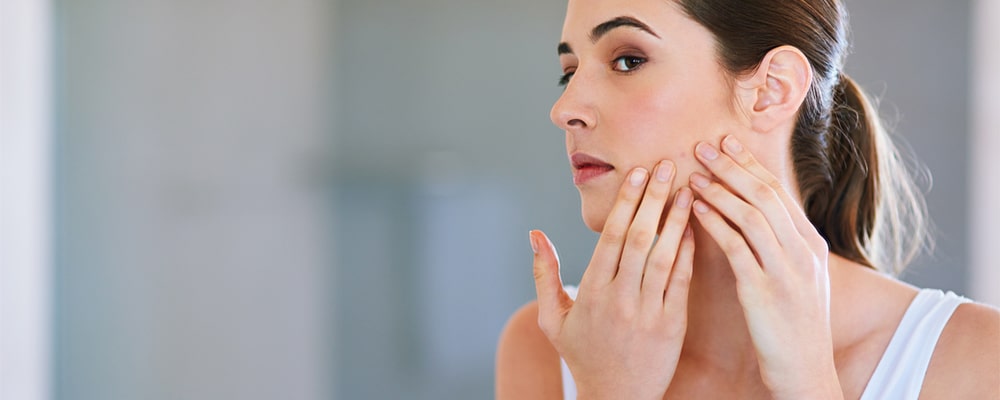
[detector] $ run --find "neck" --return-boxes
[679,225,760,374]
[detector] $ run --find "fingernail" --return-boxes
[675,188,692,208]
[693,200,710,214]
[696,142,719,160]
[724,135,744,153]
[690,173,711,189]
[529,231,539,254]
[630,168,647,186]
[655,161,674,182]
[684,226,693,237]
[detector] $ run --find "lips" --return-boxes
[570,153,614,185]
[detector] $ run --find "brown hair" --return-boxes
[677,0,928,274]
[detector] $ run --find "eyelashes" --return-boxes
[557,55,648,87]
[558,71,575,86]
[611,55,646,72]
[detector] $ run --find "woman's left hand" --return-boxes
[689,135,844,400]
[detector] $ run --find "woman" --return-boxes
[496,0,999,398]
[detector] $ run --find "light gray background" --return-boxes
[51,0,973,399]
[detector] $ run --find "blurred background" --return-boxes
[2,0,997,399]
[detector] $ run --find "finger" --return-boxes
[617,161,675,291]
[531,230,573,339]
[691,200,764,286]
[719,135,825,250]
[689,172,787,271]
[580,168,649,287]
[641,186,692,307]
[662,224,695,320]
[694,141,806,251]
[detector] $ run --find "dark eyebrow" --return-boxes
[590,16,660,43]
[558,42,573,55]
[556,16,660,56]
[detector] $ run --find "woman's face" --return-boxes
[552,0,743,232]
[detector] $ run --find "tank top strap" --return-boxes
[859,288,970,400]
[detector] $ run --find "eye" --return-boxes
[558,69,575,87]
[612,55,646,72]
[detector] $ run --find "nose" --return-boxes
[549,79,597,131]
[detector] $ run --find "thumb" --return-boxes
[530,230,573,337]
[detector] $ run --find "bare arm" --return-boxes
[920,302,1000,399]
[496,301,563,400]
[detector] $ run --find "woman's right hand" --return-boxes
[530,160,695,400]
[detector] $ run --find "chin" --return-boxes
[580,199,611,233]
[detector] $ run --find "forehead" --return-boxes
[561,0,684,42]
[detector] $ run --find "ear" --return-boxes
[735,45,813,133]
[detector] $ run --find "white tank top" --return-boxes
[559,288,969,400]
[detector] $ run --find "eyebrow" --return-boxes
[557,16,660,55]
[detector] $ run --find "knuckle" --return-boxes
[737,151,759,168]
[603,230,627,246]
[718,158,740,175]
[648,256,674,273]
[619,184,642,202]
[647,180,670,198]
[628,226,655,244]
[731,205,761,228]
[532,265,546,281]
[765,177,783,192]
[720,235,746,254]
[751,182,776,203]
[669,268,692,287]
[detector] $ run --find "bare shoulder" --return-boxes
[496,300,563,400]
[920,301,1000,399]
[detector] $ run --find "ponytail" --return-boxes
[804,73,929,275]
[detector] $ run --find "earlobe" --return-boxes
[739,46,814,133]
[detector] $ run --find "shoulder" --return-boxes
[495,300,563,400]
[920,300,1000,399]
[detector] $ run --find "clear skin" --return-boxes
[495,0,1000,399]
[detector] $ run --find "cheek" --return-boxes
[616,75,733,170]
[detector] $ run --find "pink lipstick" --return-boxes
[571,153,614,185]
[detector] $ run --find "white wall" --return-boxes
[53,1,337,399]
[0,0,52,399]
[971,0,1000,306]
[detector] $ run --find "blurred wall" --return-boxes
[971,0,1000,306]
[53,1,337,399]
[332,0,975,399]
[844,0,972,291]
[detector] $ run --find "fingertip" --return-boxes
[629,167,649,187]
[695,141,720,161]
[693,199,711,214]
[722,135,744,155]
[530,230,559,265]
[654,160,675,183]
[529,230,541,254]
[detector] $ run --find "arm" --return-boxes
[496,301,564,400]
[920,302,1000,399]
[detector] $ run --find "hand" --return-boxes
[531,160,695,400]
[689,136,843,399]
